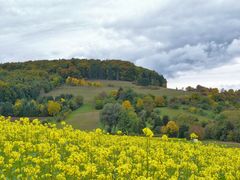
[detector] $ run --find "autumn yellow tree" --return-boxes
[47,101,61,116]
[136,98,143,110]
[166,121,179,137]
[122,100,132,110]
[155,96,165,107]
[161,120,179,137]
[66,77,102,87]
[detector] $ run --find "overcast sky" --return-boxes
[0,0,240,89]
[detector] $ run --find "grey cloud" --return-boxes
[136,39,240,77]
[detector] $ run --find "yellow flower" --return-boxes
[0,156,4,165]
[61,121,66,126]
[95,128,103,134]
[56,173,66,180]
[142,128,154,137]
[117,130,122,135]
[161,134,168,141]
[190,133,198,140]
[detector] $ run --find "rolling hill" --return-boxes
[0,59,239,143]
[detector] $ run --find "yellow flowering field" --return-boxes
[0,117,240,179]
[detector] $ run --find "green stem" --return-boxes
[146,137,150,178]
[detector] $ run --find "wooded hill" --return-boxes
[0,59,166,103]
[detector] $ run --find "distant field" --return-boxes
[65,104,100,130]
[44,80,191,103]
[43,80,192,131]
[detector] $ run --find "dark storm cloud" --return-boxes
[0,0,240,87]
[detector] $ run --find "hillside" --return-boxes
[43,80,191,130]
[0,59,239,143]
[44,80,188,103]
[0,58,166,103]
[0,59,166,119]
[44,81,240,143]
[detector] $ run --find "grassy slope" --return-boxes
[65,104,100,131]
[44,80,193,130]
[44,80,190,103]
[159,107,211,122]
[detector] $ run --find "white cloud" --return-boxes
[168,57,240,90]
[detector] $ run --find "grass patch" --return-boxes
[67,104,94,116]
[44,80,191,103]
[159,107,211,122]
[65,104,100,131]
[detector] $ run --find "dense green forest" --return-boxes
[0,59,166,117]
